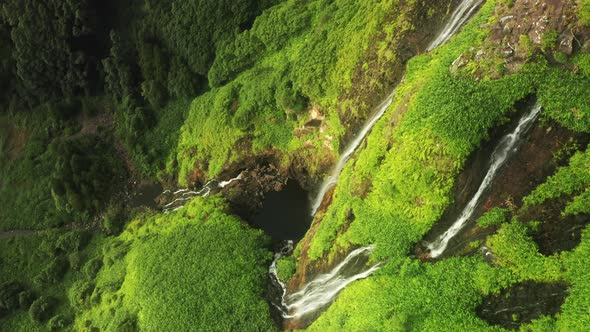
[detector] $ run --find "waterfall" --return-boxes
[270,245,382,320]
[428,103,542,258]
[309,90,396,216]
[272,0,486,324]
[161,172,244,213]
[426,0,485,51]
[309,0,485,217]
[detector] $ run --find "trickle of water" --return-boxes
[428,103,542,258]
[161,172,244,213]
[310,90,396,216]
[426,0,485,51]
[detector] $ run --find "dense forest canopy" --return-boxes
[1,0,590,331]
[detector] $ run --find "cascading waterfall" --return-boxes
[428,103,542,258]
[309,0,485,217]
[270,245,382,320]
[426,0,485,51]
[309,90,396,216]
[272,0,486,324]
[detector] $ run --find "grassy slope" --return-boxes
[173,0,449,184]
[75,196,276,331]
[301,0,590,330]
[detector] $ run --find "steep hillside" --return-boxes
[1,0,590,331]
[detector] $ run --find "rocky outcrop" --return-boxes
[456,0,589,78]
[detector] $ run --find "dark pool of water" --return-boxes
[251,180,312,241]
[128,182,163,209]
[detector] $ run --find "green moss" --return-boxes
[523,147,590,208]
[76,197,277,331]
[487,220,563,283]
[276,256,297,282]
[578,0,590,26]
[477,208,508,228]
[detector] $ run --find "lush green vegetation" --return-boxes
[75,196,276,331]
[0,230,105,331]
[2,0,590,330]
[173,0,454,183]
[477,208,508,228]
[523,147,590,209]
[297,0,590,329]
[276,256,297,282]
[578,0,590,26]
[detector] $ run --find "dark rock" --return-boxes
[558,31,574,55]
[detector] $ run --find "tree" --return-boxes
[29,296,55,322]
[0,281,24,318]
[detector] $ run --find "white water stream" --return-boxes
[161,172,244,213]
[428,103,542,258]
[309,90,396,216]
[426,0,486,51]
[270,245,382,320]
[273,0,486,324]
[309,0,485,216]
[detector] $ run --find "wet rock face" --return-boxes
[222,163,287,220]
[477,281,569,329]
[524,196,590,255]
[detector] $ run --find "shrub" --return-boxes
[101,204,125,235]
[47,314,70,331]
[33,257,69,285]
[476,208,508,228]
[18,290,35,310]
[578,0,590,26]
[276,256,297,282]
[83,257,104,279]
[68,280,95,309]
[0,281,24,317]
[68,252,83,271]
[29,296,55,323]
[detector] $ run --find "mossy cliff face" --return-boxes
[2,0,590,331]
[283,0,590,330]
[173,0,456,190]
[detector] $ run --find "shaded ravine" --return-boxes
[427,103,542,258]
[271,0,486,328]
[477,281,569,329]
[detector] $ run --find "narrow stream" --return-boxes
[272,0,486,327]
[310,90,396,216]
[159,172,245,213]
[427,103,542,258]
[272,246,382,324]
[426,0,485,51]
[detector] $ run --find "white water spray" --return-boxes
[426,0,485,51]
[271,245,381,320]
[273,0,486,323]
[428,103,542,258]
[162,172,244,213]
[309,0,484,216]
[218,173,244,188]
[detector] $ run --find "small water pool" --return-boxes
[251,180,312,242]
